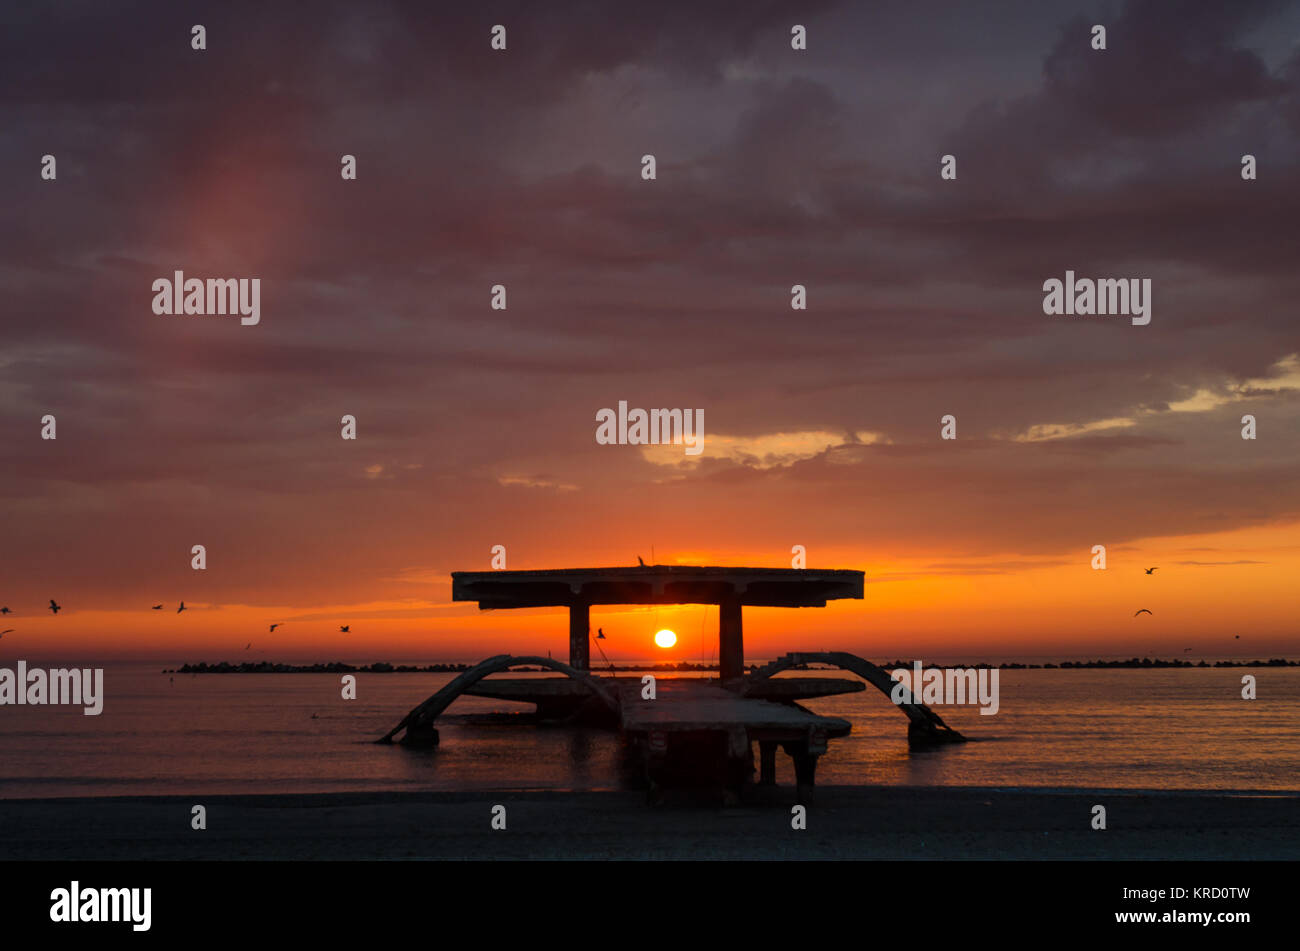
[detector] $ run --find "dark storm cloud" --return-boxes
[1,0,1298,608]
[0,1,834,105]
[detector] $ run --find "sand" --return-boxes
[2,786,1297,860]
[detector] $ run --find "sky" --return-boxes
[1,0,1298,663]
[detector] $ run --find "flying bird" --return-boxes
[177,601,186,613]
[0,607,10,614]
[269,623,281,632]
[1144,567,1158,574]
[0,630,13,637]
[1235,635,1241,639]
[245,643,252,650]
[596,628,606,640]
[49,599,61,614]
[152,604,163,610]
[1134,609,1152,616]
[339,625,350,633]
[637,556,645,566]
[1184,647,1192,652]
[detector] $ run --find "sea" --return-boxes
[2,663,1298,798]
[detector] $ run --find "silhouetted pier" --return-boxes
[378,565,965,800]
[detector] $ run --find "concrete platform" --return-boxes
[616,679,850,737]
[614,679,850,801]
[463,674,864,715]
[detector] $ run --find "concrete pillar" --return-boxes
[759,741,777,785]
[718,595,744,682]
[792,746,819,803]
[569,601,590,670]
[725,742,754,804]
[401,721,440,748]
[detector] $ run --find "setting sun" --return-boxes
[654,629,677,649]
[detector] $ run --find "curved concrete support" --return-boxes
[746,651,967,746]
[376,654,619,745]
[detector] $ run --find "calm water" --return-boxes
[2,665,1298,798]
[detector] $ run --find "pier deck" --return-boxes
[614,679,850,801]
[464,674,863,716]
[615,679,850,735]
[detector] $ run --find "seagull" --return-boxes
[1134,609,1152,616]
[596,628,606,640]
[1183,647,1192,652]
[269,623,281,632]
[0,607,10,615]
[1235,635,1241,639]
[49,599,61,614]
[339,625,350,633]
[0,630,13,637]
[637,556,645,566]
[1144,567,1158,575]
[245,643,252,650]
[152,604,163,610]
[177,601,186,613]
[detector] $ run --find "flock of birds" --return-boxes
[0,565,1241,654]
[1134,566,1158,616]
[0,599,354,647]
[1131,566,1242,652]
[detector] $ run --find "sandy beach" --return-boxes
[3,786,1296,860]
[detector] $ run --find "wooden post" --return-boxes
[719,595,744,682]
[569,601,590,670]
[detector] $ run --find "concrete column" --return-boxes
[759,741,777,785]
[788,744,819,803]
[568,601,590,670]
[718,595,744,682]
[401,721,440,748]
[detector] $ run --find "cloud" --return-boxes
[2,0,1299,616]
[1166,353,1300,412]
[498,475,579,491]
[1011,417,1137,442]
[640,430,888,469]
[1173,560,1268,566]
[1008,352,1300,442]
[871,557,1075,580]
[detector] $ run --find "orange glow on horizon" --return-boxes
[4,519,1297,662]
